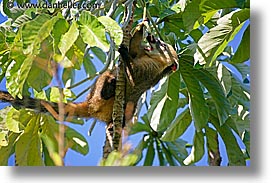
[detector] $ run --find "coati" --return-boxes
[0,24,178,125]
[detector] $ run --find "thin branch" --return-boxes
[88,119,97,136]
[138,0,163,40]
[51,61,65,166]
[106,0,119,17]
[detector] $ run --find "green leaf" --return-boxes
[231,63,250,82]
[156,140,166,166]
[129,122,151,135]
[78,11,109,52]
[15,115,44,166]
[165,139,188,165]
[194,9,250,66]
[62,68,75,87]
[91,47,106,63]
[181,0,202,32]
[161,109,192,141]
[58,21,80,59]
[180,58,209,131]
[231,25,250,63]
[83,55,97,77]
[200,0,247,14]
[27,56,52,92]
[52,18,70,59]
[147,72,180,132]
[22,14,60,54]
[210,115,246,165]
[6,108,34,132]
[161,141,176,166]
[40,134,62,166]
[132,136,150,165]
[98,16,123,46]
[207,63,232,96]
[65,127,89,155]
[47,87,75,103]
[39,114,68,165]
[0,132,19,165]
[242,130,250,155]
[0,106,10,130]
[205,126,221,165]
[194,66,231,125]
[183,131,205,165]
[0,132,8,146]
[99,151,138,166]
[143,138,155,166]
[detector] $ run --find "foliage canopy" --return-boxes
[0,0,250,166]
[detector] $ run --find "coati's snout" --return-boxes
[145,34,178,72]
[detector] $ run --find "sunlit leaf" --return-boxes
[147,72,180,132]
[183,131,205,165]
[65,127,89,155]
[15,115,44,166]
[98,16,123,46]
[78,11,109,52]
[58,21,79,59]
[194,9,250,66]
[22,14,61,55]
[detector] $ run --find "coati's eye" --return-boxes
[162,44,168,50]
[146,34,156,43]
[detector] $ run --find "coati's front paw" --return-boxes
[118,44,128,54]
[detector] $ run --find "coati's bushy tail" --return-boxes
[0,90,89,120]
[0,90,57,112]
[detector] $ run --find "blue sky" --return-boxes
[0,4,250,166]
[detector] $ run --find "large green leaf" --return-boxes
[231,25,250,63]
[194,65,232,125]
[165,139,188,165]
[27,51,52,92]
[194,9,250,66]
[180,58,209,131]
[83,55,97,77]
[199,0,247,14]
[40,115,60,165]
[15,115,44,166]
[181,0,202,32]
[22,14,61,55]
[65,127,89,156]
[205,126,221,165]
[78,11,109,52]
[52,18,70,59]
[98,16,123,46]
[161,109,192,141]
[129,122,151,135]
[147,72,180,132]
[58,21,80,59]
[210,115,246,165]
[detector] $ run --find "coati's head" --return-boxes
[144,34,178,74]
